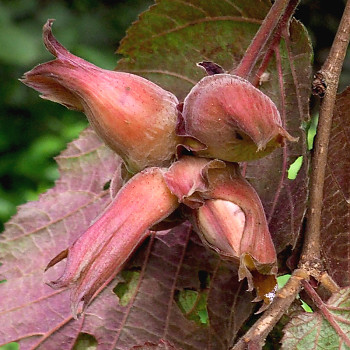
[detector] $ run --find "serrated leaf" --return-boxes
[117,0,271,100]
[282,287,350,349]
[321,87,350,287]
[116,0,313,255]
[0,128,121,280]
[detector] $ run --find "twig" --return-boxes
[231,0,291,78]
[231,269,308,350]
[237,0,298,179]
[302,280,350,347]
[320,273,340,294]
[300,0,350,273]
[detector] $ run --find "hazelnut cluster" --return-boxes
[22,20,294,317]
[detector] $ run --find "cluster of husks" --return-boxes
[22,20,294,317]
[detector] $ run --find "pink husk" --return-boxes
[46,167,179,317]
[164,156,277,288]
[21,20,180,173]
[180,74,296,162]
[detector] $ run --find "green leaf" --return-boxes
[288,156,303,180]
[175,289,209,325]
[282,288,350,349]
[72,333,97,350]
[278,274,291,288]
[307,114,318,150]
[0,343,19,350]
[113,269,141,306]
[277,275,313,313]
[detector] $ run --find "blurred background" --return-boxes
[0,0,349,232]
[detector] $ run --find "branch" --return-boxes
[300,0,350,273]
[231,271,341,349]
[231,0,291,78]
[231,269,308,350]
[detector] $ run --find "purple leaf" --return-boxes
[0,129,122,349]
[0,131,253,349]
[321,87,350,287]
[117,0,272,100]
[0,189,253,349]
[131,339,182,350]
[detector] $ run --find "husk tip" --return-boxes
[42,18,68,58]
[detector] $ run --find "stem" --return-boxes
[302,280,350,347]
[252,0,300,87]
[231,270,308,350]
[231,0,291,78]
[300,0,350,271]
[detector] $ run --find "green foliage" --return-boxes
[277,274,292,288]
[0,1,348,349]
[113,269,141,306]
[0,0,152,231]
[278,275,313,313]
[288,156,304,180]
[72,333,97,350]
[287,114,318,180]
[0,343,18,350]
[175,289,209,325]
[307,114,319,150]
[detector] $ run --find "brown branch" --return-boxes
[232,270,341,349]
[300,0,350,273]
[231,269,308,350]
[231,0,291,78]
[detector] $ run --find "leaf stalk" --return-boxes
[231,0,292,78]
[252,0,300,86]
[302,280,350,347]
